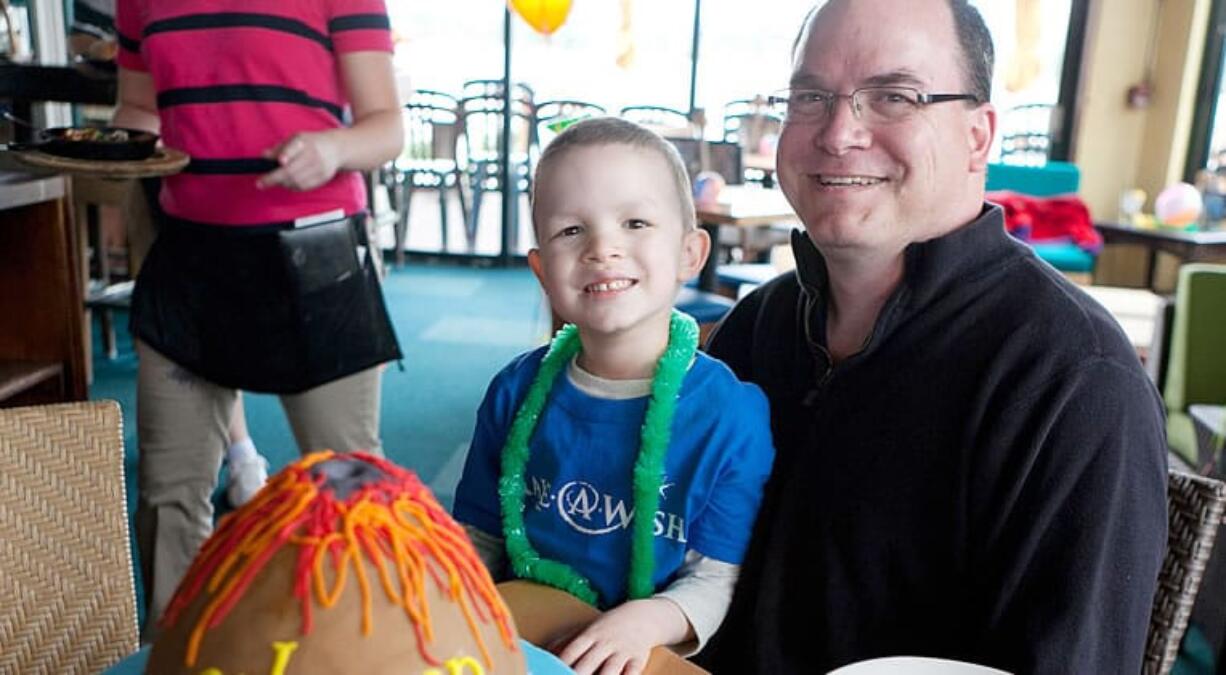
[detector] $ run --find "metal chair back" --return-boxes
[409,88,459,111]
[999,103,1055,167]
[722,97,782,152]
[385,102,467,261]
[459,96,535,163]
[460,79,535,107]
[398,102,459,166]
[456,96,535,248]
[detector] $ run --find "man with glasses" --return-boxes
[700,1,1168,673]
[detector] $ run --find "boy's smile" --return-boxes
[584,277,637,295]
[529,143,709,372]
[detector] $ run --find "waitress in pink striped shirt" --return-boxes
[112,0,404,632]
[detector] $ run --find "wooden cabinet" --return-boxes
[0,168,87,405]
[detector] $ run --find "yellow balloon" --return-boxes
[509,0,573,36]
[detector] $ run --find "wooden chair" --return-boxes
[0,400,138,674]
[1145,470,1226,674]
[386,101,468,262]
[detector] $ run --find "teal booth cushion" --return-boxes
[1029,242,1096,273]
[987,161,1081,196]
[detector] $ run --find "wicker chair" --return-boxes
[0,400,138,674]
[1144,470,1226,675]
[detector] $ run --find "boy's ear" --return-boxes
[679,228,711,282]
[528,248,546,285]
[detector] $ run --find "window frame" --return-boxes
[1050,0,1091,162]
[1184,0,1226,181]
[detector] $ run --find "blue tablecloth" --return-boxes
[104,639,573,674]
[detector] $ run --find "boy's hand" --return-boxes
[556,598,690,675]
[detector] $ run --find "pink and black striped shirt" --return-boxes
[116,0,392,226]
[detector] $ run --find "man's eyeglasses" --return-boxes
[767,86,980,125]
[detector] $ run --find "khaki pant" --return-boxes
[134,341,383,635]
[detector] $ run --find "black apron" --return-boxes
[130,213,402,394]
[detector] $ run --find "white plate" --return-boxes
[827,656,1012,675]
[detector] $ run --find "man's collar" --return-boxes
[792,203,1013,308]
[790,226,828,300]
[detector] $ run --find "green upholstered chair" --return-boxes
[1164,264,1226,466]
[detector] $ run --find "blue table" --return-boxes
[104,639,573,674]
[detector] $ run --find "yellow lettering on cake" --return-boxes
[268,641,299,675]
[194,641,298,675]
[423,655,487,675]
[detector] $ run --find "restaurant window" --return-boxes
[693,0,1085,161]
[1185,0,1226,183]
[516,1,692,113]
[387,2,697,260]
[692,0,816,141]
[388,0,506,98]
[391,1,1086,151]
[389,1,691,114]
[384,1,1089,258]
[972,0,1082,164]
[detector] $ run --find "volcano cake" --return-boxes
[145,451,525,675]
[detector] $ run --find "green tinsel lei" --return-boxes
[498,310,699,607]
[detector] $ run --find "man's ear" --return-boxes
[679,228,712,282]
[968,103,996,173]
[528,248,546,286]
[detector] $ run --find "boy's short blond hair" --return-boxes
[531,117,697,235]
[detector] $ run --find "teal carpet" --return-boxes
[88,262,546,627]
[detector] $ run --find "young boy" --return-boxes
[453,117,775,674]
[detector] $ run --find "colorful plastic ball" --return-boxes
[1155,182,1203,228]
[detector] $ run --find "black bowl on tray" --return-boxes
[34,127,159,161]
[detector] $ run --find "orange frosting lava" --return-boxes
[159,451,518,670]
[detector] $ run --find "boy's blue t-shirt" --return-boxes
[453,347,775,608]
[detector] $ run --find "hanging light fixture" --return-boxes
[508,0,574,36]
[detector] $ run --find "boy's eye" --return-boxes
[626,219,650,229]
[556,225,583,238]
